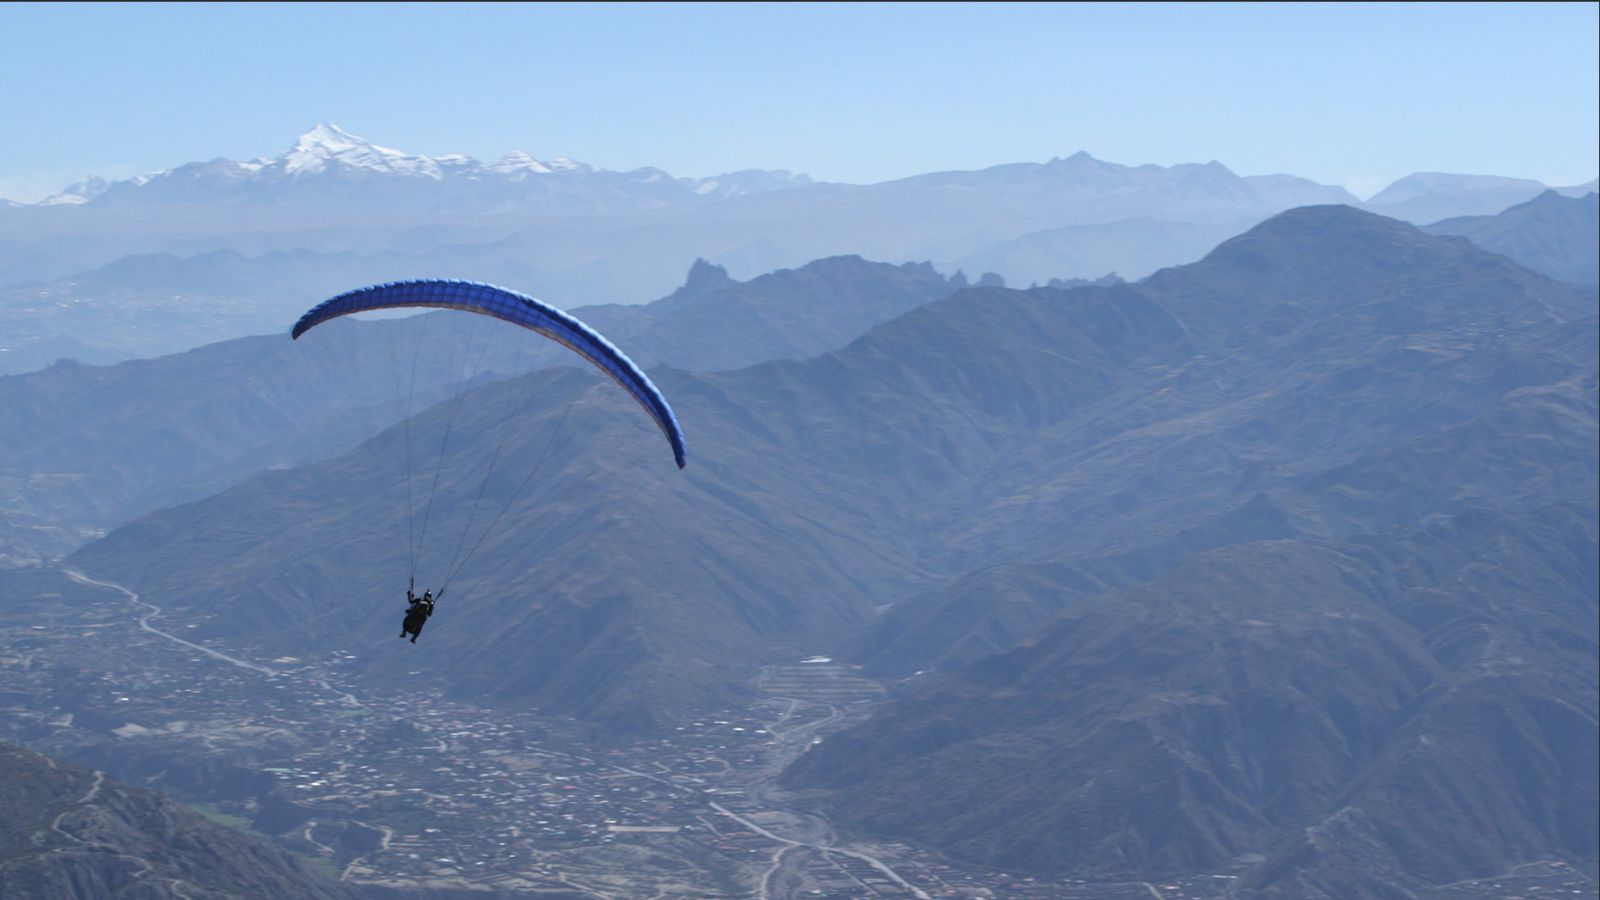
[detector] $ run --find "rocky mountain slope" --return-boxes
[0,741,359,899]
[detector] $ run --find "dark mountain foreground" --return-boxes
[0,741,358,899]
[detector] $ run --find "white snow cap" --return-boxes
[486,151,554,175]
[548,156,602,173]
[40,175,110,205]
[278,123,601,179]
[282,122,443,178]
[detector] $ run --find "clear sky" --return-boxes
[1,1,1595,202]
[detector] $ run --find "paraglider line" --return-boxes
[441,395,592,593]
[401,323,426,582]
[412,312,493,571]
[438,337,545,583]
[363,328,418,583]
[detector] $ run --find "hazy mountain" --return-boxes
[576,256,956,369]
[1242,173,1364,208]
[859,153,1358,217]
[842,204,1597,679]
[48,206,1597,896]
[775,210,1597,894]
[7,134,1586,341]
[0,255,959,564]
[66,207,1594,749]
[63,275,1197,728]
[0,741,358,898]
[18,135,1342,227]
[0,131,1362,328]
[0,214,1207,374]
[0,253,304,375]
[787,507,1596,896]
[34,122,813,215]
[954,216,1249,285]
[1425,189,1599,285]
[0,320,501,564]
[1361,171,1553,223]
[0,238,958,378]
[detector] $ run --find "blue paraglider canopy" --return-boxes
[292,279,686,468]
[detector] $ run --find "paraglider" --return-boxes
[401,587,434,643]
[292,279,687,643]
[292,279,686,469]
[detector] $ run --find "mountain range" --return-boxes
[4,124,1589,372]
[0,254,962,564]
[1426,189,1599,286]
[1364,171,1597,224]
[2,122,1596,895]
[776,211,1598,895]
[63,205,1595,748]
[37,122,814,213]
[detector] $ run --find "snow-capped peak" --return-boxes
[486,151,553,175]
[281,122,442,179]
[19,124,814,210]
[295,121,365,153]
[40,175,111,205]
[548,156,601,174]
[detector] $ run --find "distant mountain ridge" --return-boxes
[777,208,1598,894]
[37,122,813,212]
[1426,189,1599,285]
[0,254,960,563]
[4,124,1590,347]
[1362,171,1599,224]
[14,123,1590,230]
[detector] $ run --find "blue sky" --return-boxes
[2,1,1595,201]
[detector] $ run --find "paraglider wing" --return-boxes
[291,279,686,468]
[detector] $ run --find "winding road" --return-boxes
[62,568,278,676]
[50,567,920,898]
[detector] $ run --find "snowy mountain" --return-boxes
[278,121,446,177]
[35,122,812,213]
[38,175,110,206]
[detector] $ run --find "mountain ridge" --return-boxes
[63,206,1592,722]
[37,122,813,211]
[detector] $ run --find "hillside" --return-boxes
[781,210,1599,895]
[0,741,359,899]
[0,255,957,564]
[67,207,1594,736]
[1426,189,1599,285]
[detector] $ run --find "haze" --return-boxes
[0,3,1595,900]
[1,2,1595,202]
